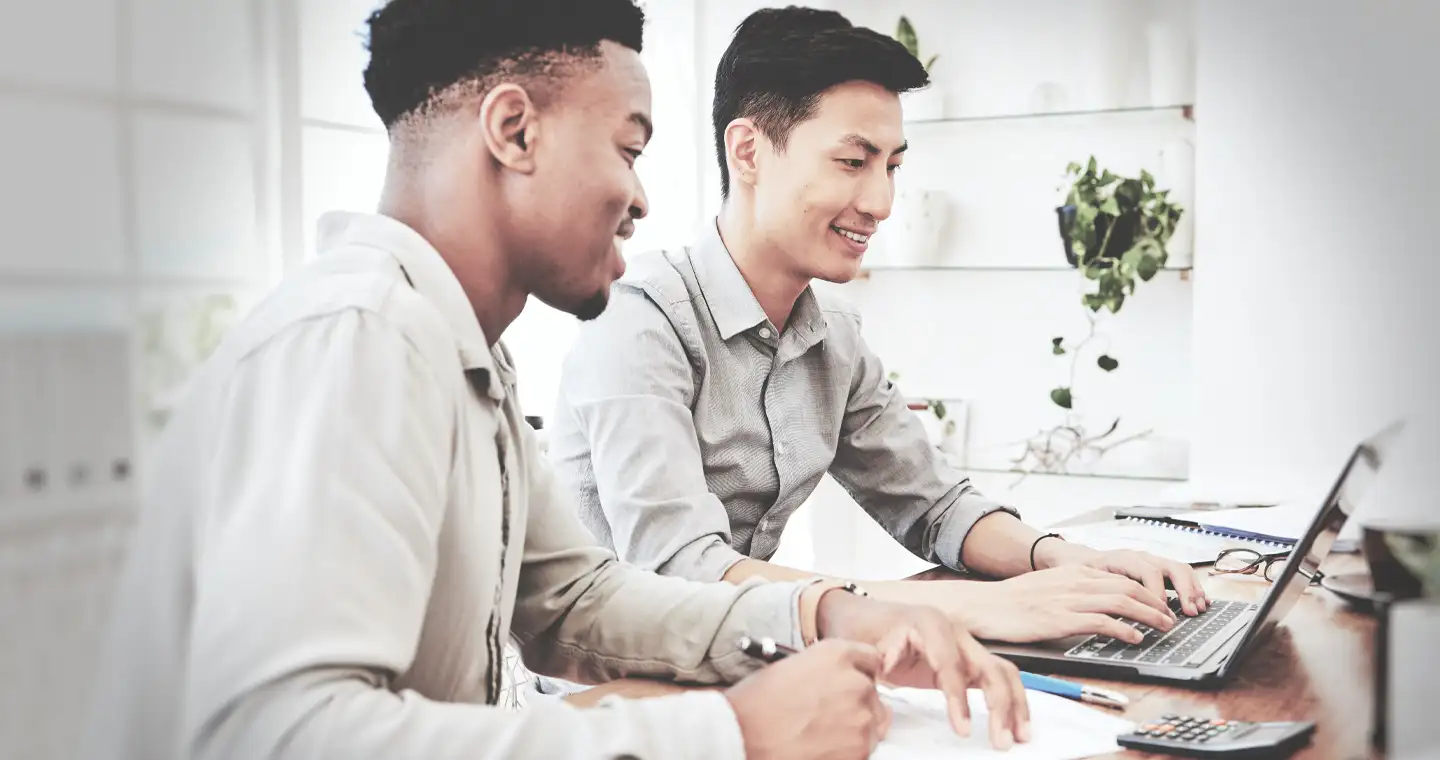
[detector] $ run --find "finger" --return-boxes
[866,684,890,749]
[1103,573,1173,621]
[918,621,972,738]
[1078,613,1146,644]
[967,650,1016,750]
[832,639,884,681]
[1135,562,1175,619]
[999,658,1032,743]
[1163,562,1202,616]
[877,627,918,678]
[1082,593,1174,632]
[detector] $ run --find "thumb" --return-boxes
[877,628,920,678]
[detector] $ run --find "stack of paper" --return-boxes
[874,686,1133,760]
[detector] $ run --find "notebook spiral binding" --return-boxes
[1121,516,1294,551]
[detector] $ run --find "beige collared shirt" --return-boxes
[549,219,1015,581]
[81,212,808,760]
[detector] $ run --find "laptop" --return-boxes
[987,418,1407,688]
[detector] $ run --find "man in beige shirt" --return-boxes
[80,2,1028,760]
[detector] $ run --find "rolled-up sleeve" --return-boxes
[550,284,746,582]
[828,333,1019,574]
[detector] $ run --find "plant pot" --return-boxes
[901,87,945,122]
[1056,204,1137,269]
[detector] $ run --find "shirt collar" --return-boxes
[691,218,769,340]
[690,217,829,346]
[315,211,509,399]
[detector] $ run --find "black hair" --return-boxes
[712,6,930,198]
[363,0,646,130]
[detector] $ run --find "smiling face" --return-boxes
[749,80,907,283]
[511,41,652,320]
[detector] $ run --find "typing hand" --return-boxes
[1036,542,1211,617]
[926,567,1185,644]
[815,592,1031,751]
[723,639,889,760]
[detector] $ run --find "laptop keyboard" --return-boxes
[1064,599,1258,667]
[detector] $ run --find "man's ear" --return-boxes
[724,118,761,189]
[478,83,539,173]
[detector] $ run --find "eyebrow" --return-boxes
[840,133,908,156]
[630,112,654,144]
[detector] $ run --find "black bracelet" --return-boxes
[1030,533,1063,571]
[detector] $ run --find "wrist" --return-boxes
[805,581,870,644]
[1032,535,1095,570]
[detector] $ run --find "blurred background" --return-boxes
[1,0,1436,757]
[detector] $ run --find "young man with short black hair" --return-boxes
[550,5,1209,649]
[81,2,1029,759]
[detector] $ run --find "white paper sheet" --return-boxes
[873,687,1133,760]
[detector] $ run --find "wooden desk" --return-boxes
[571,511,1379,759]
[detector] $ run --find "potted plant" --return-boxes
[894,15,944,121]
[1010,157,1185,478]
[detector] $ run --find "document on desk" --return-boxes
[873,687,1133,760]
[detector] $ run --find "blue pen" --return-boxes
[1020,671,1129,710]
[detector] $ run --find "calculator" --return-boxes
[1117,714,1317,758]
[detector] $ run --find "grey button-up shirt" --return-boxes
[548,219,1017,583]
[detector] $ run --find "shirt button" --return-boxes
[775,441,786,455]
[757,327,772,339]
[759,519,770,532]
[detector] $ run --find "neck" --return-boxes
[377,164,528,347]
[717,198,810,330]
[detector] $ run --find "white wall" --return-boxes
[1190,0,1440,500]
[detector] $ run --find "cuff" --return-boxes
[597,690,747,760]
[935,487,1021,574]
[705,579,807,683]
[657,534,749,583]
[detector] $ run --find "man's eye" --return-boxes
[624,148,644,166]
[888,163,902,174]
[839,158,865,169]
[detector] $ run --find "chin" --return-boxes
[571,290,610,321]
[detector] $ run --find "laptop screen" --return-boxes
[1222,419,1406,672]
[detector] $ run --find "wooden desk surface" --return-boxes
[571,510,1379,760]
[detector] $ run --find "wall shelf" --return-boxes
[856,264,1192,280]
[905,103,1194,127]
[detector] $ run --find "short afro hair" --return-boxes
[363,0,647,130]
[713,6,929,198]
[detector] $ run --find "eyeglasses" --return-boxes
[1210,548,1292,582]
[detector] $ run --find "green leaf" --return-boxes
[887,371,900,382]
[1097,355,1119,372]
[1099,196,1121,216]
[895,16,919,58]
[1086,156,1098,176]
[1050,387,1073,410]
[1083,293,1106,311]
[1083,263,1103,280]
[924,54,939,72]
[1099,169,1118,185]
[930,399,947,420]
[1108,292,1126,313]
[1052,336,1066,355]
[1140,169,1155,187]
[1137,254,1160,281]
[1121,244,1146,269]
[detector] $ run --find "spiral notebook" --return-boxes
[1058,514,1297,566]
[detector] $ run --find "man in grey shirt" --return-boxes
[549,6,1209,647]
[82,2,1033,759]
